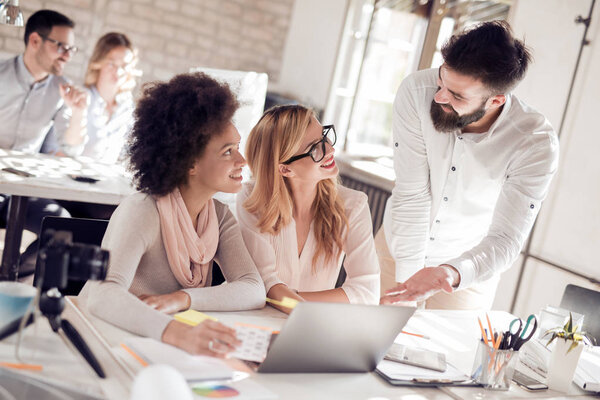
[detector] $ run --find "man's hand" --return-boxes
[139,291,191,314]
[59,84,88,113]
[380,265,460,305]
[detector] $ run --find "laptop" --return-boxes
[257,302,415,373]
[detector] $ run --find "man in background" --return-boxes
[0,9,88,276]
[378,21,559,309]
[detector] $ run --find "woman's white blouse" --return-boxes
[236,183,380,305]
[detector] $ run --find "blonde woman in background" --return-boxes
[237,105,380,313]
[81,31,139,163]
[55,33,140,220]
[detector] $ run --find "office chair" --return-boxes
[559,284,600,343]
[33,216,109,296]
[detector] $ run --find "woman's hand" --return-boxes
[162,320,241,358]
[139,291,191,314]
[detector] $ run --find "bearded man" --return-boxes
[378,21,559,309]
[0,9,87,277]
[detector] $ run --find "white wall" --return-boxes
[496,0,600,316]
[269,0,349,110]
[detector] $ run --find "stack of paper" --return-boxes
[376,359,474,386]
[574,347,600,392]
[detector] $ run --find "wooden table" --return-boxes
[0,149,135,280]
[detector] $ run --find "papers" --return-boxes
[172,310,273,363]
[123,337,234,382]
[230,324,271,363]
[574,347,600,392]
[376,359,475,386]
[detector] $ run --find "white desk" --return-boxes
[0,150,135,280]
[1,300,596,400]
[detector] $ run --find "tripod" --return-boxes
[0,230,108,377]
[39,287,105,378]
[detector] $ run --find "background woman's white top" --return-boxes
[81,85,134,164]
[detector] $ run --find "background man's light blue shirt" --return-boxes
[0,55,71,153]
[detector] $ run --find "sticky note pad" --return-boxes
[265,296,298,309]
[174,310,218,326]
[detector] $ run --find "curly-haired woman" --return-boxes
[81,73,265,357]
[237,105,380,314]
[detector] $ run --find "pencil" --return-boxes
[486,313,496,347]
[477,317,489,345]
[0,362,43,371]
[120,343,149,367]
[400,330,431,340]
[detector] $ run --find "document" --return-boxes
[376,359,477,386]
[123,337,234,382]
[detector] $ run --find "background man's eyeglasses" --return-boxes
[283,125,337,164]
[40,35,78,55]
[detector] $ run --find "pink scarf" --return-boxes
[155,188,219,288]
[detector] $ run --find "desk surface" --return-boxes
[1,301,597,400]
[0,149,135,205]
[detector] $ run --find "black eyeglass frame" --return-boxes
[40,35,79,55]
[283,125,337,165]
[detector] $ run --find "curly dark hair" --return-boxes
[128,73,239,196]
[441,21,531,94]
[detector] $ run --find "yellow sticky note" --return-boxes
[266,296,298,309]
[174,310,218,326]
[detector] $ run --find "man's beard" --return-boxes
[429,100,487,133]
[35,49,65,76]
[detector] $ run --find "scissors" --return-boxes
[501,314,537,351]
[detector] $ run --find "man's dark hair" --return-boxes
[128,73,239,196]
[24,10,75,46]
[441,21,531,94]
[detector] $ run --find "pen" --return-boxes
[0,362,43,371]
[401,331,430,340]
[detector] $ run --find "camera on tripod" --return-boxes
[38,229,108,293]
[1,228,111,378]
[36,229,110,378]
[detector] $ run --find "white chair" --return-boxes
[189,67,268,216]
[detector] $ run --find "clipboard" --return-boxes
[375,359,481,387]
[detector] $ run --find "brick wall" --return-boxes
[0,0,294,88]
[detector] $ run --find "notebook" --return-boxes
[375,359,479,387]
[123,337,234,382]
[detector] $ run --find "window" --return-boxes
[325,0,512,161]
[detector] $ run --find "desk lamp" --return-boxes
[0,0,23,26]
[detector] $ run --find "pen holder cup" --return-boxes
[471,341,518,390]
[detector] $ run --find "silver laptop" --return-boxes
[258,302,415,373]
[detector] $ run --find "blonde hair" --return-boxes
[84,32,137,90]
[244,105,348,269]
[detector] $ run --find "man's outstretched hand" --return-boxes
[380,265,460,305]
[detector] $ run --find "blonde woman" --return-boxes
[237,105,380,312]
[82,32,139,163]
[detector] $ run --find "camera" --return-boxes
[38,230,108,292]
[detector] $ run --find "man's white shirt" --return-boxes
[383,68,559,289]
